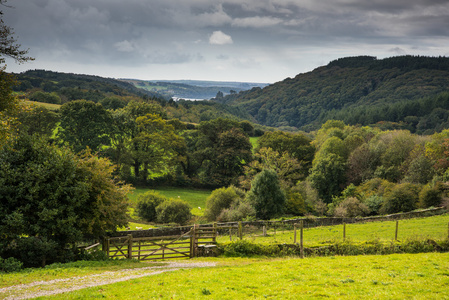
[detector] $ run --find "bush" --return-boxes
[1,236,59,268]
[418,183,444,208]
[333,197,369,218]
[204,186,245,221]
[136,191,168,222]
[364,195,384,215]
[217,200,256,222]
[380,183,422,214]
[0,257,23,273]
[285,189,307,216]
[156,198,192,225]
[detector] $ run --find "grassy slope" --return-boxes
[17,253,449,299]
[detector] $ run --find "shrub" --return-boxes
[380,183,421,214]
[285,189,307,216]
[364,195,384,215]
[333,197,369,218]
[0,257,23,273]
[204,186,245,221]
[217,200,256,222]
[156,198,192,225]
[418,183,444,208]
[136,191,168,222]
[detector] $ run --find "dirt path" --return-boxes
[0,261,216,300]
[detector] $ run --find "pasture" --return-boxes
[218,214,449,247]
[2,253,449,299]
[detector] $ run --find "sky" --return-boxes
[3,0,449,83]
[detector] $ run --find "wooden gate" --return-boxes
[103,225,217,261]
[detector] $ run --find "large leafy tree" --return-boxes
[183,118,252,187]
[0,135,130,266]
[256,131,315,176]
[58,100,113,153]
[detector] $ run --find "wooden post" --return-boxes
[238,221,243,240]
[300,220,304,259]
[294,224,297,244]
[263,225,267,237]
[127,234,133,259]
[229,228,232,241]
[395,220,399,241]
[213,222,217,244]
[103,237,110,258]
[343,223,346,241]
[447,222,449,240]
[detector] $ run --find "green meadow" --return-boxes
[4,253,447,299]
[217,214,449,247]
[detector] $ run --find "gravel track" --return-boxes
[0,261,216,300]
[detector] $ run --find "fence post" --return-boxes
[263,225,267,237]
[238,221,243,240]
[102,237,110,258]
[343,223,346,241]
[127,234,133,259]
[213,222,217,243]
[447,222,449,240]
[300,220,304,259]
[190,225,196,258]
[395,220,399,241]
[294,223,297,244]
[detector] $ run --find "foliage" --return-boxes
[16,104,59,137]
[380,183,422,214]
[204,186,246,221]
[0,257,23,273]
[0,135,130,266]
[246,169,286,220]
[216,56,449,132]
[333,197,370,218]
[418,183,445,208]
[29,91,61,104]
[155,198,192,225]
[309,153,347,203]
[58,100,113,152]
[136,191,168,222]
[217,200,256,222]
[183,118,252,187]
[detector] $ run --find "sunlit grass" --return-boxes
[30,253,449,299]
[217,214,449,247]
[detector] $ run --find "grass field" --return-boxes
[217,214,449,247]
[128,186,212,217]
[5,253,448,299]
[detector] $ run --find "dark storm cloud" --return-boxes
[3,0,449,82]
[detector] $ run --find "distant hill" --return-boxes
[122,79,268,100]
[12,69,166,100]
[214,56,449,133]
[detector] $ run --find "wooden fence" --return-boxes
[103,225,218,260]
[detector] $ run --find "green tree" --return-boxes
[16,105,59,137]
[58,100,113,152]
[246,169,286,220]
[0,135,130,266]
[256,131,315,176]
[309,153,347,203]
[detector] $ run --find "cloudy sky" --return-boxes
[3,0,449,83]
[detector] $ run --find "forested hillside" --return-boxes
[216,56,449,134]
